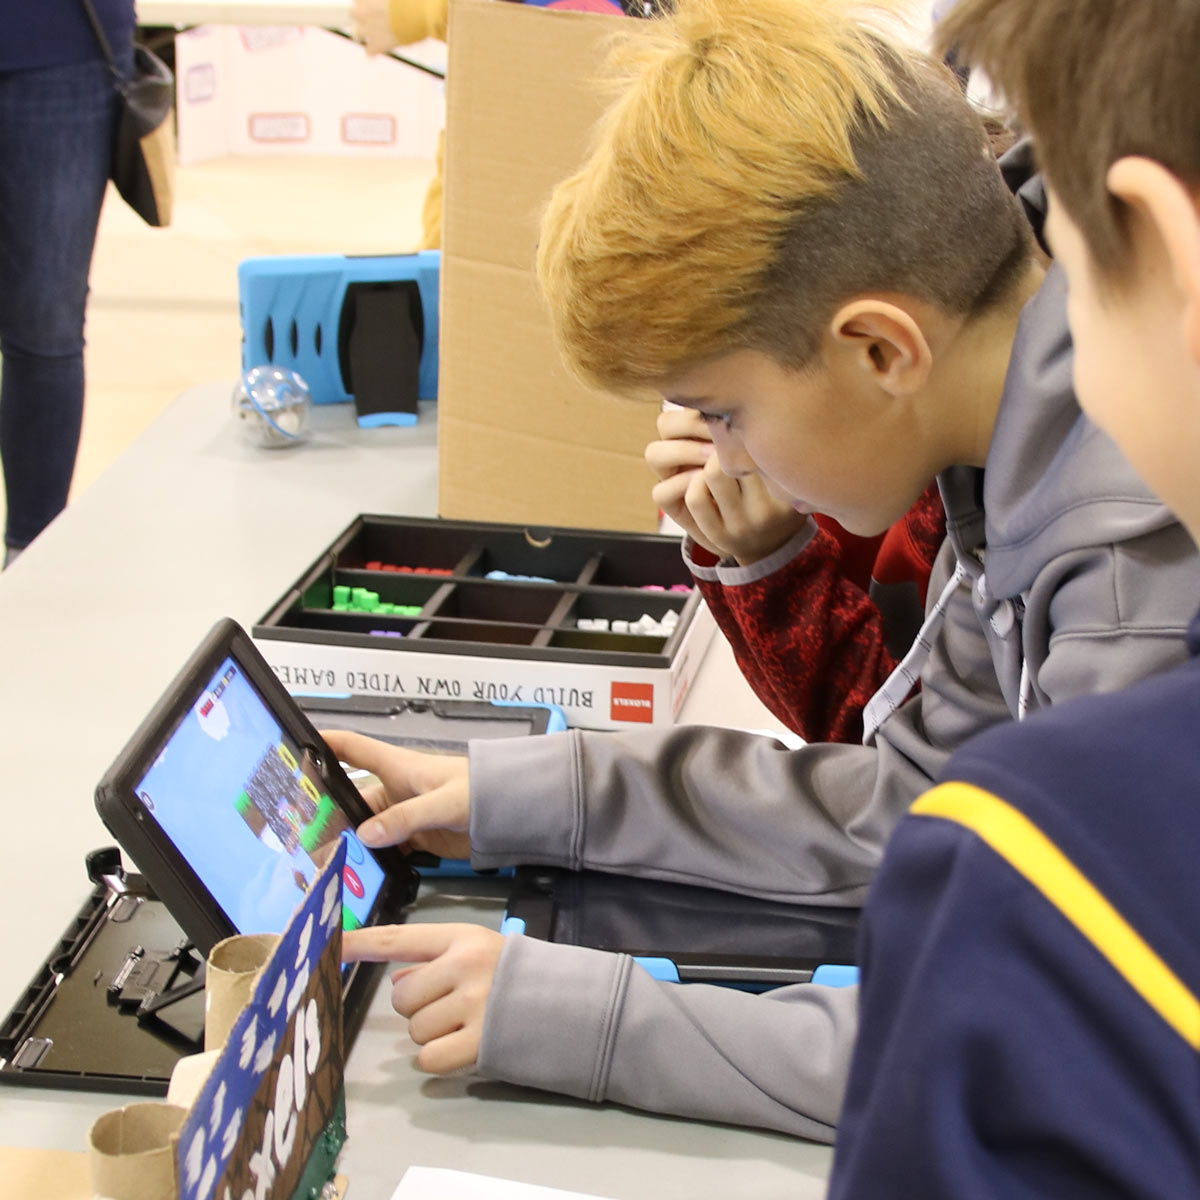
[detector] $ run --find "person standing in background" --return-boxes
[351,0,449,250]
[349,0,636,251]
[0,0,135,567]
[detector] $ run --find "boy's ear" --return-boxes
[1108,157,1200,362]
[828,299,933,396]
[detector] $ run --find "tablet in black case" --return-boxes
[95,617,418,958]
[81,617,420,1090]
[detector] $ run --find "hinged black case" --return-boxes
[0,849,208,1094]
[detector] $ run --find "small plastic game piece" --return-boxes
[486,570,555,583]
[575,610,680,637]
[358,561,454,576]
[327,588,422,618]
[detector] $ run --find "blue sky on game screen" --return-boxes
[136,657,385,934]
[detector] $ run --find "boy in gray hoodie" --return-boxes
[336,0,1200,1141]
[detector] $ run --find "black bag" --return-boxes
[80,2,176,227]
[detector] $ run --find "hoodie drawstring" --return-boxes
[862,562,968,745]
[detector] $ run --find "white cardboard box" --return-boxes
[255,598,714,730]
[174,24,446,164]
[251,514,716,730]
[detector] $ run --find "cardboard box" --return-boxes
[437,0,662,533]
[253,515,716,730]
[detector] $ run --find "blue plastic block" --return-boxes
[633,956,681,982]
[489,698,570,733]
[811,964,859,988]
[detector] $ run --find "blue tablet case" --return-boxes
[238,251,440,425]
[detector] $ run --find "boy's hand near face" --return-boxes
[646,407,808,566]
[321,729,472,861]
[342,923,504,1073]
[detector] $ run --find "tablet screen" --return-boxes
[133,656,386,936]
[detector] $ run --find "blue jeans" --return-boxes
[0,56,124,550]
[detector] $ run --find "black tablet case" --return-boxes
[0,849,206,1095]
[504,867,861,989]
[295,694,556,754]
[0,651,556,1095]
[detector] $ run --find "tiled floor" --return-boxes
[0,152,433,539]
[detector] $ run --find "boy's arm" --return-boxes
[686,524,899,744]
[470,445,1200,893]
[464,526,1197,1136]
[469,541,1011,902]
[478,933,856,1141]
[687,483,944,744]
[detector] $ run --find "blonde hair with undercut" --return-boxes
[538,0,1033,392]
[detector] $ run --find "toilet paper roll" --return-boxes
[204,931,279,1051]
[88,1102,187,1200]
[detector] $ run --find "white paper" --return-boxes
[390,1166,618,1200]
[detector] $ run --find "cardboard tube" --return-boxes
[89,1102,187,1200]
[204,932,279,1051]
[165,1047,223,1110]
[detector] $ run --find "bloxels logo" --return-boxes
[611,681,654,724]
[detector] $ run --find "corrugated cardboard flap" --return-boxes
[439,0,661,532]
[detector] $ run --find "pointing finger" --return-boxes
[342,922,464,965]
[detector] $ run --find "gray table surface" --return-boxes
[0,384,831,1198]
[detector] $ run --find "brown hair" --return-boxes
[537,0,1033,392]
[937,0,1200,280]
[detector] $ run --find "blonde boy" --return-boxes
[338,0,1200,1139]
[829,1,1200,1193]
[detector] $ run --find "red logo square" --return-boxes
[611,681,655,724]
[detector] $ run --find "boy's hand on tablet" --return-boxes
[342,923,504,1073]
[320,729,473,861]
[646,408,807,565]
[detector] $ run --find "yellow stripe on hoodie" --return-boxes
[912,782,1200,1051]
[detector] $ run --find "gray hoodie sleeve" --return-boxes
[477,933,856,1142]
[468,541,1006,903]
[465,546,1007,1138]
[467,513,1197,1134]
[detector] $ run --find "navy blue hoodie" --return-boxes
[829,610,1200,1196]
